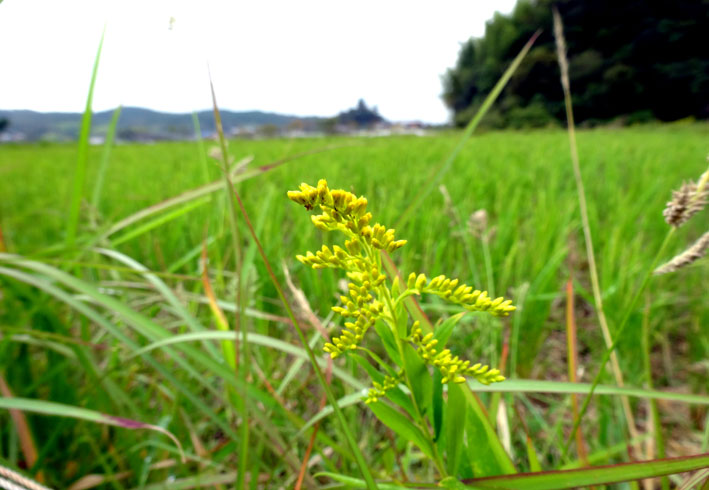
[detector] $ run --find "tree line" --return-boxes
[442,0,709,128]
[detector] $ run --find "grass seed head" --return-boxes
[663,181,708,227]
[654,231,709,275]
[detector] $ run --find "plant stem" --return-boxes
[233,197,379,489]
[553,7,641,457]
[641,295,669,490]
[376,259,447,477]
[209,75,250,490]
[393,326,448,477]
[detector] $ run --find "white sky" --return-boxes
[0,0,516,123]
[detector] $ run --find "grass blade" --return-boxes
[552,7,640,457]
[468,378,709,405]
[91,105,122,213]
[0,397,183,460]
[67,28,104,247]
[0,375,41,481]
[200,240,236,368]
[109,196,210,246]
[209,73,250,490]
[642,296,669,490]
[466,453,709,489]
[103,141,355,240]
[123,330,363,389]
[103,156,253,238]
[315,473,412,489]
[396,30,540,228]
[206,80,378,486]
[677,468,709,490]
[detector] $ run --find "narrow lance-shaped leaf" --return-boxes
[0,397,184,461]
[465,453,709,490]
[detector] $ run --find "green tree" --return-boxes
[443,0,709,127]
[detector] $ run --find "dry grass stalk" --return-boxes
[468,209,489,238]
[553,9,570,94]
[438,184,460,229]
[654,231,709,275]
[553,6,642,458]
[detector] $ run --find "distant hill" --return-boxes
[0,107,327,142]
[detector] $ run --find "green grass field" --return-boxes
[0,124,708,488]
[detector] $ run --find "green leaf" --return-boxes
[440,477,486,489]
[468,379,709,405]
[127,329,363,390]
[109,197,211,246]
[402,343,432,413]
[368,401,434,460]
[434,312,466,348]
[374,320,402,367]
[315,473,408,489]
[463,387,516,477]
[91,104,122,211]
[396,304,409,339]
[351,353,415,418]
[391,275,401,298]
[67,28,104,247]
[526,437,541,473]
[465,453,709,489]
[432,370,444,441]
[352,353,389,380]
[380,253,514,476]
[0,397,183,460]
[446,382,467,476]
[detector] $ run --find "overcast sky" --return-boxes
[0,0,517,123]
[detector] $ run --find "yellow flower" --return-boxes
[289,179,512,392]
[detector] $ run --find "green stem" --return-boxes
[392,290,420,311]
[641,296,669,490]
[209,77,249,490]
[379,276,447,477]
[393,329,447,477]
[357,347,399,377]
[234,206,378,489]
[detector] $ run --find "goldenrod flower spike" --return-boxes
[410,323,505,385]
[289,179,409,357]
[364,373,403,404]
[289,179,512,395]
[406,272,516,317]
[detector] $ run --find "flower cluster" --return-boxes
[323,279,385,358]
[289,179,514,399]
[364,373,403,404]
[296,245,348,270]
[289,180,403,358]
[410,323,505,385]
[407,273,516,317]
[287,180,406,252]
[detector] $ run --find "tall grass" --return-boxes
[0,118,708,487]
